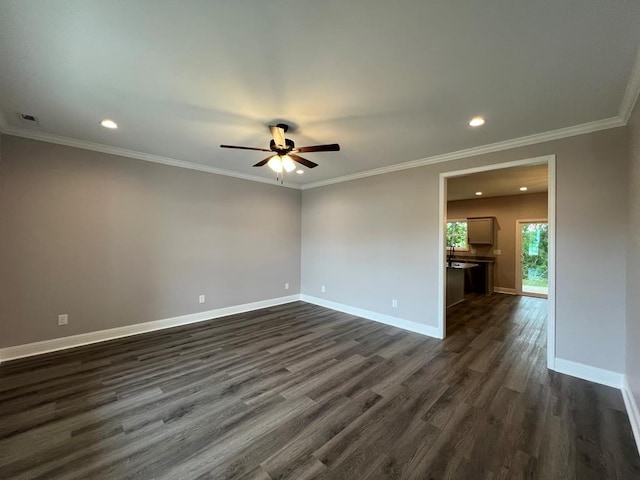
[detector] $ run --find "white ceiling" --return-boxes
[447,164,548,201]
[1,1,639,186]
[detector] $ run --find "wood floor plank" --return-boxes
[1,297,639,479]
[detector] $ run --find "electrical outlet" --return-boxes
[58,314,68,326]
[285,283,289,290]
[392,299,398,308]
[321,285,326,293]
[199,294,205,304]
[493,249,501,255]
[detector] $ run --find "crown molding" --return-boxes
[0,124,302,190]
[0,115,626,192]
[2,41,639,192]
[301,116,624,190]
[620,44,640,124]
[300,42,640,190]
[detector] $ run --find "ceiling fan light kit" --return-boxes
[220,123,340,183]
[267,156,283,173]
[282,155,296,172]
[267,155,296,173]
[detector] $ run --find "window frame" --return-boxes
[445,219,469,252]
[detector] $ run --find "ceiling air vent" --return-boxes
[16,112,40,127]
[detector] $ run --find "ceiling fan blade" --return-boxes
[253,156,273,167]
[294,143,340,153]
[290,153,318,169]
[220,145,271,152]
[269,125,286,148]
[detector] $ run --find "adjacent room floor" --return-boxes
[1,295,639,479]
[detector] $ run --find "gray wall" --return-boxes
[1,123,632,377]
[302,127,628,373]
[447,192,548,290]
[627,100,640,407]
[0,135,301,347]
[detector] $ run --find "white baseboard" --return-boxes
[494,287,548,299]
[553,358,623,389]
[300,294,442,339]
[0,294,441,363]
[493,287,519,295]
[0,295,300,363]
[622,376,640,455]
[446,299,465,308]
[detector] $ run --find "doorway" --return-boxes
[516,220,549,297]
[438,155,556,369]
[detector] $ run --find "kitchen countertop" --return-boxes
[447,262,480,269]
[449,256,495,263]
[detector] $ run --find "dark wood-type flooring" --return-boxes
[1,295,639,479]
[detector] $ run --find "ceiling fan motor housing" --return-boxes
[270,138,295,154]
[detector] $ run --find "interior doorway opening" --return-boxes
[437,155,556,369]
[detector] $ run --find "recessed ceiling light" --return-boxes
[520,186,528,191]
[296,169,304,174]
[475,191,483,196]
[100,119,118,129]
[469,116,485,127]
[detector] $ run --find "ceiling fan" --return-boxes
[220,123,340,179]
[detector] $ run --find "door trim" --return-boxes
[438,154,556,369]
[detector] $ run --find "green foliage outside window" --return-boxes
[446,221,468,249]
[521,223,548,287]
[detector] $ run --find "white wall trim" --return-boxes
[438,172,448,340]
[0,294,445,363]
[302,44,640,191]
[620,45,640,124]
[0,116,625,192]
[547,156,557,370]
[493,287,519,295]
[622,376,640,455]
[552,358,623,389]
[438,155,557,370]
[1,45,638,191]
[300,295,443,339]
[0,295,300,363]
[0,127,301,190]
[302,117,622,190]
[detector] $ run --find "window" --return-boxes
[446,220,468,250]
